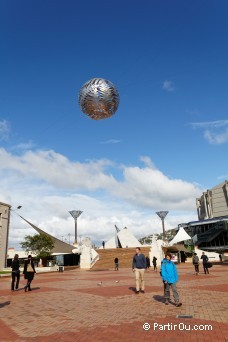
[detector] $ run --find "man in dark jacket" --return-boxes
[114,257,119,271]
[201,252,209,274]
[132,247,146,294]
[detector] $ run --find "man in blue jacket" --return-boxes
[132,247,147,294]
[161,252,182,306]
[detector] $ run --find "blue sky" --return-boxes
[1,0,228,248]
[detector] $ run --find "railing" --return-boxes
[90,249,99,268]
[90,254,99,268]
[197,225,226,244]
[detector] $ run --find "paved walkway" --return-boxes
[0,263,228,341]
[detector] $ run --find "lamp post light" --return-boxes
[156,211,169,241]
[69,210,83,245]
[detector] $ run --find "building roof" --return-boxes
[169,227,192,244]
[163,244,190,253]
[184,216,228,227]
[19,215,74,254]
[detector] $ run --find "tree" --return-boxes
[21,233,55,260]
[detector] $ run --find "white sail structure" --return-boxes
[101,227,142,249]
[169,227,192,245]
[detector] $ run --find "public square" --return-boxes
[0,263,228,342]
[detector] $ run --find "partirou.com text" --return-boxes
[143,322,212,331]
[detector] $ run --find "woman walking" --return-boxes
[161,253,182,307]
[11,254,20,291]
[23,255,36,292]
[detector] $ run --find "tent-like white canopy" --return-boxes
[102,227,142,249]
[169,227,192,245]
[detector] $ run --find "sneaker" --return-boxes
[135,291,140,294]
[175,303,182,307]
[141,290,145,294]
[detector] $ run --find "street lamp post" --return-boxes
[156,211,169,241]
[69,210,83,245]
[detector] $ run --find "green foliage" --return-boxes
[20,234,55,259]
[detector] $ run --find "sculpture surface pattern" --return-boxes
[79,78,119,120]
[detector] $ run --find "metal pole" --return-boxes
[69,210,82,245]
[75,220,77,244]
[161,218,165,240]
[156,211,169,242]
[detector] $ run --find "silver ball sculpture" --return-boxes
[78,78,119,120]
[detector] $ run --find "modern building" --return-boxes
[196,180,228,220]
[173,181,228,253]
[0,201,11,270]
[179,216,228,252]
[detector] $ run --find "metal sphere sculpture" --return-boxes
[78,78,119,120]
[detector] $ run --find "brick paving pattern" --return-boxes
[0,263,228,341]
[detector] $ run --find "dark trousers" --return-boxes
[115,263,119,271]
[203,263,209,274]
[25,273,34,290]
[11,272,20,290]
[194,264,199,273]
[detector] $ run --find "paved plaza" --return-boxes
[0,263,228,341]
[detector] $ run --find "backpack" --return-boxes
[193,255,199,264]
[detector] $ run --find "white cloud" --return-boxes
[191,120,228,129]
[0,147,201,248]
[100,139,122,144]
[0,120,10,141]
[11,141,36,151]
[112,162,201,211]
[204,128,228,144]
[162,80,176,92]
[217,174,228,180]
[190,120,228,145]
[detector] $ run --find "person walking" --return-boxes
[152,256,157,271]
[23,255,36,292]
[192,253,199,275]
[102,241,105,249]
[201,252,209,274]
[132,247,147,294]
[146,256,150,270]
[11,254,20,291]
[161,253,182,307]
[114,257,119,271]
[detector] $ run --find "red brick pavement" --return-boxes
[0,264,228,341]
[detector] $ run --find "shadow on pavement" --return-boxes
[30,287,40,291]
[0,301,10,308]
[153,295,164,303]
